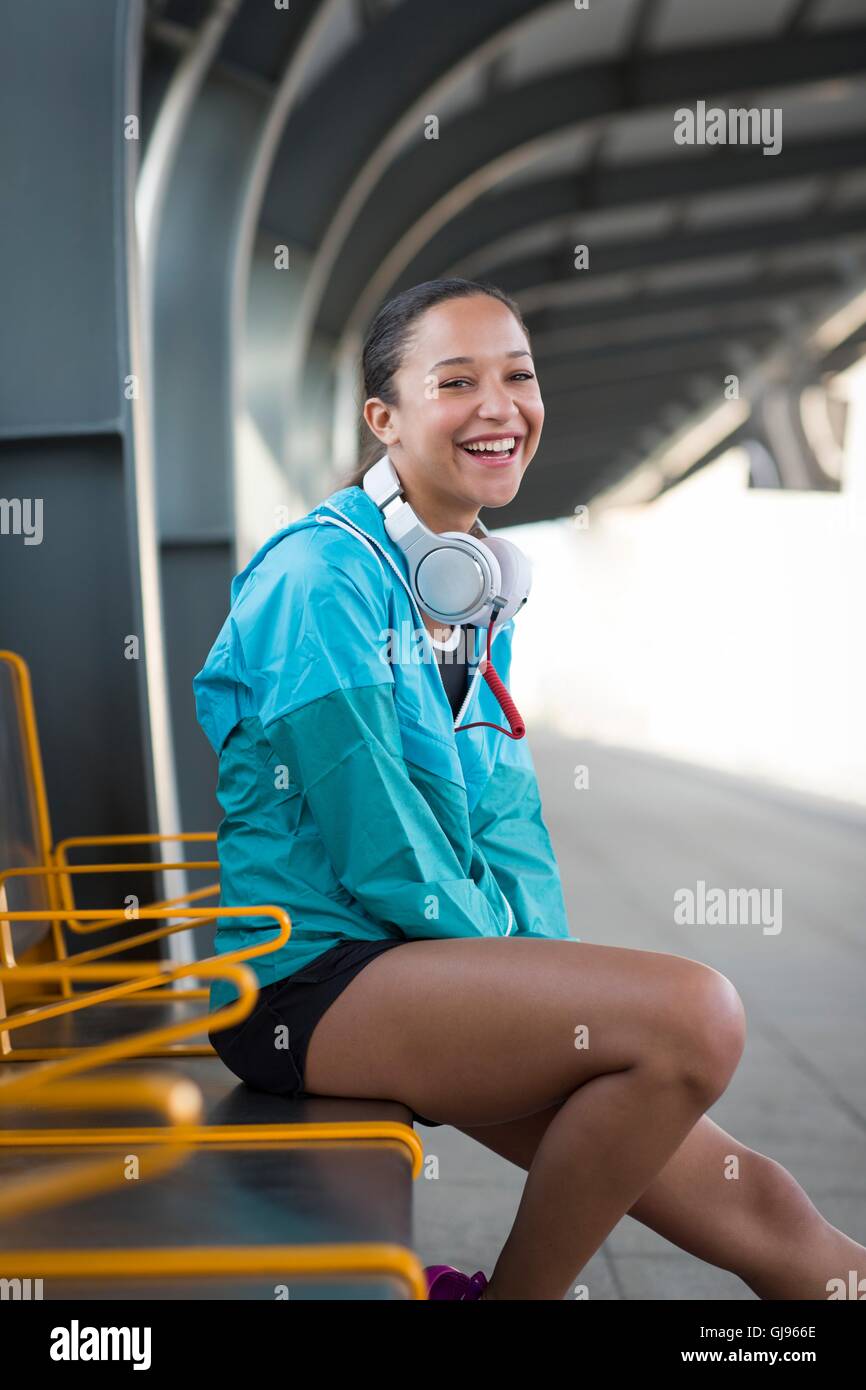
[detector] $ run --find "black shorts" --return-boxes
[208,938,442,1127]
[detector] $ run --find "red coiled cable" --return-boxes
[454,608,526,740]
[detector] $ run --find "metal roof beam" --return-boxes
[537,350,747,394]
[262,0,552,245]
[319,24,866,335]
[530,302,801,357]
[526,268,838,337]
[415,135,866,285]
[485,210,866,298]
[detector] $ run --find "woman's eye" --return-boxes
[440,372,535,389]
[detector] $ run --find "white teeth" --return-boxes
[463,436,517,454]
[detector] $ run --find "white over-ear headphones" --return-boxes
[362,453,532,627]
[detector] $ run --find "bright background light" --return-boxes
[508,357,866,807]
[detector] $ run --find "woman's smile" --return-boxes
[456,432,524,467]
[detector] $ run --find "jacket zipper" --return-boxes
[316,508,515,937]
[315,508,507,731]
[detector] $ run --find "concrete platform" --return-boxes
[414,734,866,1300]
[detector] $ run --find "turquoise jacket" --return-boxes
[193,484,575,1012]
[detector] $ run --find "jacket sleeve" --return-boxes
[262,684,514,941]
[231,534,513,942]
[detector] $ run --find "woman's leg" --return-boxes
[457,1106,866,1300]
[302,937,746,1300]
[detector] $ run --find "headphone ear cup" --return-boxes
[479,537,532,625]
[428,531,503,624]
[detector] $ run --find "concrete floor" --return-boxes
[413,734,866,1299]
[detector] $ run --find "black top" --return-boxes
[431,624,476,719]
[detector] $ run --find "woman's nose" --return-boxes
[477,385,517,418]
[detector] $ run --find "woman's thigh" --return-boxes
[302,936,743,1127]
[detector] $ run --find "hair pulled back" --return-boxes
[341,277,530,489]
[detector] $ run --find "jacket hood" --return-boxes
[229,484,404,605]
[193,482,514,758]
[194,485,413,756]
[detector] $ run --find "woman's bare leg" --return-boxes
[457,1106,866,1300]
[302,937,746,1300]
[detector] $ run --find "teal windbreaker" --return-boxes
[193,484,575,1012]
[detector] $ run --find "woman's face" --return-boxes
[365,295,544,521]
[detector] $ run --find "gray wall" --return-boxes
[0,0,162,928]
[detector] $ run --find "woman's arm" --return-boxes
[263,683,513,941]
[232,530,513,941]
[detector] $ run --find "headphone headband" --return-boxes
[362,453,531,627]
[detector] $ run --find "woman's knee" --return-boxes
[652,963,747,1105]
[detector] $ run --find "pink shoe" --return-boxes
[425,1264,488,1300]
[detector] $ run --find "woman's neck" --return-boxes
[421,610,455,642]
[397,474,480,538]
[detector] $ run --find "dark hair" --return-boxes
[340,277,531,490]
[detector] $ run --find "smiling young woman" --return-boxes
[196,277,866,1302]
[346,279,543,533]
[344,281,544,656]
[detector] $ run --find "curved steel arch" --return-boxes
[143,0,341,836]
[330,25,866,335]
[326,23,866,470]
[134,0,243,958]
[226,0,346,534]
[269,0,556,476]
[333,204,865,509]
[261,0,554,244]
